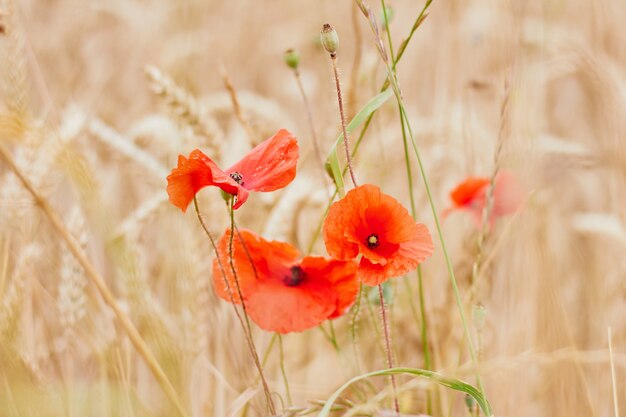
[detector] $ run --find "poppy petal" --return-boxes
[166,150,242,212]
[212,229,261,304]
[300,257,358,319]
[225,129,299,193]
[323,186,376,260]
[358,223,433,285]
[245,280,336,333]
[211,229,300,304]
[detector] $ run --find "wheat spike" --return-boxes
[145,65,221,158]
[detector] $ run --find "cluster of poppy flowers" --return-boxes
[166,130,520,333]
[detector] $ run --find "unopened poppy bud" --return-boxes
[320,24,339,55]
[283,49,300,70]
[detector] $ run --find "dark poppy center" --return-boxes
[366,233,380,249]
[230,171,244,185]
[283,266,306,287]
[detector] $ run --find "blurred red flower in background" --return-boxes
[443,171,524,225]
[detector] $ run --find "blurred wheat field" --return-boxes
[1,0,625,416]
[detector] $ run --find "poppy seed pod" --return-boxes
[320,24,339,55]
[283,49,300,70]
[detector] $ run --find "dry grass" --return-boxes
[1,0,625,416]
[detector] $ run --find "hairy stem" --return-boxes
[226,200,276,415]
[330,54,358,188]
[381,0,433,412]
[378,284,400,416]
[194,198,275,415]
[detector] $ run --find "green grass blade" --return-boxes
[325,152,345,197]
[317,367,493,417]
[325,89,394,192]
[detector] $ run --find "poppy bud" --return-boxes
[320,24,339,55]
[283,49,300,70]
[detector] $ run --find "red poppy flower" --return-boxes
[443,171,523,225]
[212,229,358,334]
[323,184,434,286]
[166,129,298,212]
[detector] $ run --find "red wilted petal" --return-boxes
[166,150,242,212]
[299,257,358,319]
[226,129,299,193]
[324,184,434,285]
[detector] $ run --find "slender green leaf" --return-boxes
[317,367,493,417]
[325,89,394,193]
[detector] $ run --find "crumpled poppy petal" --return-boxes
[226,129,299,192]
[166,149,242,212]
[300,256,358,319]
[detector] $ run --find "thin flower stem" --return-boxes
[378,284,400,416]
[400,102,486,396]
[262,333,279,367]
[224,199,277,415]
[277,334,293,406]
[356,0,489,405]
[350,283,364,373]
[416,267,431,371]
[194,199,275,415]
[291,67,329,192]
[0,144,190,417]
[348,2,363,120]
[327,34,399,413]
[330,54,358,188]
[381,0,433,412]
[241,333,280,417]
[307,3,433,254]
[319,324,340,351]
